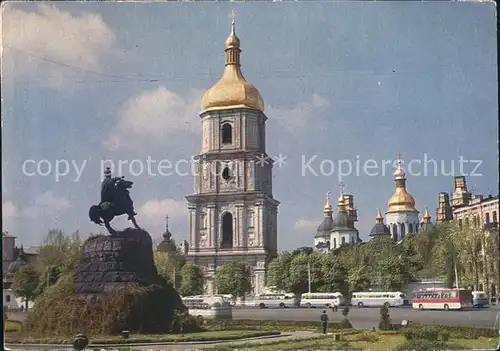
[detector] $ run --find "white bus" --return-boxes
[248,293,297,309]
[300,292,343,308]
[351,291,408,308]
[182,295,233,319]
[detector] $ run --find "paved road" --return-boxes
[8,306,500,329]
[233,306,500,330]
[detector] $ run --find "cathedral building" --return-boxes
[185,16,279,295]
[314,190,360,252]
[385,156,420,241]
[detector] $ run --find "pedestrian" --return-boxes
[320,310,329,334]
[331,301,338,312]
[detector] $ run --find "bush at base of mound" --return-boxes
[23,273,187,336]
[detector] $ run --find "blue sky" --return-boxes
[2,1,498,250]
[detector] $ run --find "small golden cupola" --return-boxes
[387,153,418,213]
[421,207,432,224]
[201,11,264,113]
[324,191,333,215]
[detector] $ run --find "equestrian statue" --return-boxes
[89,167,139,235]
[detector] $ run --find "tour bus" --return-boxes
[472,291,489,308]
[412,288,473,311]
[351,291,408,308]
[248,293,297,309]
[300,292,344,308]
[182,295,232,319]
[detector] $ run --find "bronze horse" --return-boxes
[89,178,139,235]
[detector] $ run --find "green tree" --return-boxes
[214,261,252,298]
[35,229,83,276]
[153,250,185,288]
[179,262,205,296]
[266,252,293,292]
[287,253,311,295]
[376,255,413,291]
[320,254,349,295]
[347,265,371,293]
[12,264,40,308]
[34,265,60,296]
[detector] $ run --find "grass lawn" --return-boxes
[4,320,23,333]
[5,329,281,345]
[212,331,499,350]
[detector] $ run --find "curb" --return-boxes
[5,332,290,348]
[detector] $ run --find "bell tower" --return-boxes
[185,12,279,295]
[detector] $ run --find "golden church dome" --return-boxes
[201,18,264,113]
[387,156,418,213]
[387,188,417,213]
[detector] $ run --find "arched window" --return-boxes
[485,213,490,224]
[221,123,232,144]
[222,167,231,181]
[409,223,413,233]
[221,213,233,249]
[333,238,337,248]
[400,223,406,238]
[341,237,346,245]
[492,211,497,223]
[392,224,398,241]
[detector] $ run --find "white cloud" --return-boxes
[139,198,186,223]
[105,86,203,151]
[2,4,118,89]
[2,201,19,218]
[293,218,318,233]
[23,191,71,218]
[267,94,330,132]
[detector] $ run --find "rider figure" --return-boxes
[100,167,137,219]
[100,167,119,206]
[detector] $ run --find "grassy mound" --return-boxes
[24,273,185,336]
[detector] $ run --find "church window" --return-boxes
[341,237,346,245]
[409,223,413,233]
[485,213,490,223]
[392,224,398,241]
[222,167,231,181]
[493,211,498,223]
[221,123,232,144]
[221,212,233,249]
[333,238,337,248]
[248,211,254,228]
[200,213,207,229]
[5,295,10,302]
[400,223,406,238]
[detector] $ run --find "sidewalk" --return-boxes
[5,331,321,351]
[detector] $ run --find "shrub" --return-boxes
[378,305,391,331]
[354,331,379,342]
[170,311,203,333]
[403,325,440,341]
[396,339,450,351]
[23,273,185,335]
[408,323,498,339]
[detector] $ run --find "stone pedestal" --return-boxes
[25,228,185,335]
[75,228,160,295]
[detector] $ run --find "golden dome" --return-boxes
[387,188,417,213]
[387,157,418,213]
[201,19,264,113]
